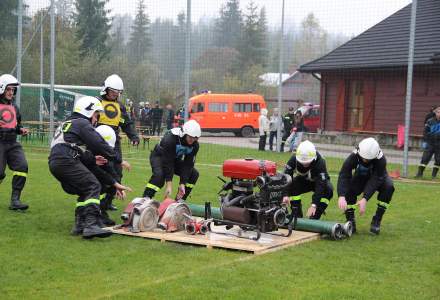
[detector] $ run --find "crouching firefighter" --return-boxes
[282,140,333,220]
[97,74,139,211]
[84,125,132,227]
[142,120,201,201]
[0,74,29,211]
[337,137,395,235]
[48,96,126,239]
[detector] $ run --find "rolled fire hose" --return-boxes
[187,203,349,239]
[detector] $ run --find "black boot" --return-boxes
[100,196,115,227]
[9,189,28,211]
[290,200,303,218]
[415,166,425,178]
[71,206,85,235]
[370,206,386,235]
[310,203,327,220]
[82,204,112,239]
[432,167,439,179]
[345,208,356,234]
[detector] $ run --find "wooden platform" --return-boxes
[108,222,320,255]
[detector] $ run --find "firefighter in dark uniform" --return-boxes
[88,125,131,226]
[280,107,295,152]
[98,74,139,210]
[416,106,440,179]
[48,96,129,239]
[282,140,333,220]
[142,120,201,201]
[338,137,395,235]
[0,74,29,211]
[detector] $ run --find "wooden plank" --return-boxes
[108,220,320,254]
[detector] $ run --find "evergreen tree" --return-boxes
[214,0,242,49]
[128,0,151,62]
[74,0,111,59]
[239,1,267,68]
[0,0,18,40]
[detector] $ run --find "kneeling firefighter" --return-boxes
[142,120,201,201]
[282,140,333,220]
[48,97,124,239]
[0,74,30,211]
[337,137,395,235]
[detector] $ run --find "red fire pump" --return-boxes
[206,158,296,240]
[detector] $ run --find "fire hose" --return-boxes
[187,203,351,240]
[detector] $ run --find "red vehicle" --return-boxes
[296,104,320,133]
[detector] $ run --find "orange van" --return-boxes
[189,93,267,137]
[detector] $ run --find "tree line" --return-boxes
[0,0,347,113]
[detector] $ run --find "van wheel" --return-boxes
[240,126,254,137]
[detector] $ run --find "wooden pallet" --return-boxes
[108,222,320,255]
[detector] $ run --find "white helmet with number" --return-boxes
[296,140,317,164]
[73,96,104,118]
[357,137,383,160]
[100,74,124,95]
[0,74,20,95]
[96,125,116,148]
[182,120,201,138]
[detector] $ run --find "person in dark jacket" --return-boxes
[165,104,175,130]
[97,74,139,211]
[283,140,333,220]
[142,120,201,201]
[0,74,29,211]
[48,97,129,239]
[280,107,295,152]
[337,137,395,235]
[416,106,440,179]
[151,101,164,136]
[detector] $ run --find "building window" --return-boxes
[208,102,228,112]
[233,103,252,112]
[348,81,364,129]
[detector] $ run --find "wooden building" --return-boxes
[299,0,440,135]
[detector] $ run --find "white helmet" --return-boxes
[357,137,383,160]
[100,74,124,95]
[0,74,20,95]
[95,125,116,148]
[73,96,104,118]
[296,140,317,164]
[182,120,201,138]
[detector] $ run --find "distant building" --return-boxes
[260,71,320,110]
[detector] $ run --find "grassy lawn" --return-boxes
[0,141,439,299]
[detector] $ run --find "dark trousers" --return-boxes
[419,142,440,168]
[143,154,199,200]
[0,141,28,191]
[258,134,267,151]
[345,175,394,206]
[49,158,101,203]
[269,131,277,150]
[152,121,161,136]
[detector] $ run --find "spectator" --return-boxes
[258,108,270,151]
[165,104,175,130]
[141,102,151,129]
[269,108,282,151]
[280,107,296,152]
[416,105,440,179]
[151,101,164,136]
[286,110,305,152]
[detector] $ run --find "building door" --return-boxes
[348,80,364,130]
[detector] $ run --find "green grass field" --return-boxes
[0,142,439,299]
